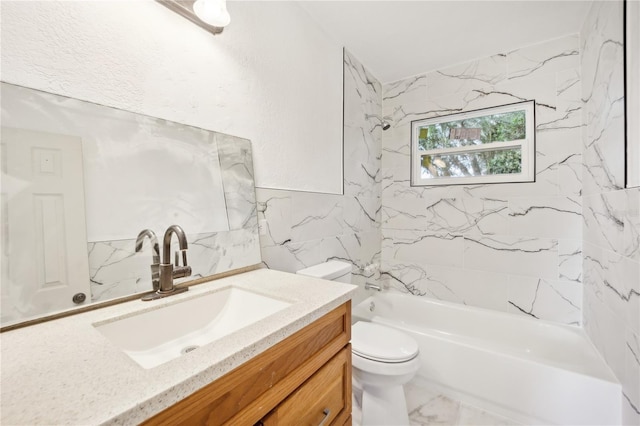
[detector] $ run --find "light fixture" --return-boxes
[193,0,230,28]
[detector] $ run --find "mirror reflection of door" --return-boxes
[1,127,90,323]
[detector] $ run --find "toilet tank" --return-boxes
[296,260,352,283]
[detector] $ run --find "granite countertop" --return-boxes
[0,269,356,425]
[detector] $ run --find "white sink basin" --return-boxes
[94,286,292,369]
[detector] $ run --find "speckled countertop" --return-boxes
[0,269,356,425]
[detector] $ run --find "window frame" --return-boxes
[410,100,536,186]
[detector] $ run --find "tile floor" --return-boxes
[353,378,520,426]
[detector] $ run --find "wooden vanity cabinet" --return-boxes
[143,302,352,426]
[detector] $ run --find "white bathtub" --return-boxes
[352,292,621,425]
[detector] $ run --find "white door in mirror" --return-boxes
[1,128,91,323]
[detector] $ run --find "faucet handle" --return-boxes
[173,265,192,279]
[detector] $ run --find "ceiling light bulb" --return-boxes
[193,0,230,27]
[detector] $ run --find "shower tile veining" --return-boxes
[353,379,520,426]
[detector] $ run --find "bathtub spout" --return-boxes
[364,282,382,291]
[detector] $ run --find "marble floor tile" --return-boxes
[457,405,520,426]
[352,378,520,426]
[408,396,460,425]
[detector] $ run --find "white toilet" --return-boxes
[297,261,420,426]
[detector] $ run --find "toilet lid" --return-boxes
[352,321,419,362]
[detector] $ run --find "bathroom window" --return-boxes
[411,101,535,186]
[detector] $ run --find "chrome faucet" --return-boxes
[159,225,192,292]
[135,229,160,291]
[142,225,192,301]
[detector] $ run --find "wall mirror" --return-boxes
[0,82,261,329]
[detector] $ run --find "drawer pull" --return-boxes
[318,408,331,426]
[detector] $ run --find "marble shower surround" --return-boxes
[257,50,382,301]
[580,1,640,423]
[380,35,584,325]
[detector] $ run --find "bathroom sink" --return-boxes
[94,286,292,369]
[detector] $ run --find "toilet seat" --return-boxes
[352,321,419,363]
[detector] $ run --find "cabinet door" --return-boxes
[262,346,352,426]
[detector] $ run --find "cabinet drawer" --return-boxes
[262,346,351,426]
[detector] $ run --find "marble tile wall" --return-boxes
[381,35,584,325]
[256,50,382,303]
[580,1,640,423]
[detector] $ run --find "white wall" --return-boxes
[0,0,343,194]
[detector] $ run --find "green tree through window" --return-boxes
[417,110,526,178]
[412,101,535,185]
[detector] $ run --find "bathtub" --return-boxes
[352,292,621,425]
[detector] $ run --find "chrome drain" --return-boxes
[181,345,199,355]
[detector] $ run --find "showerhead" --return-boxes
[364,114,391,130]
